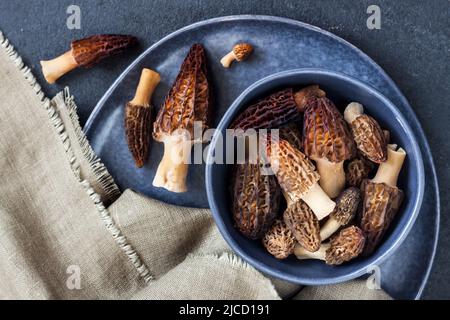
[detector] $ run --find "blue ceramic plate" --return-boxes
[206,68,425,288]
[84,15,439,299]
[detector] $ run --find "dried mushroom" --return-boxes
[320,187,361,241]
[283,200,321,252]
[360,144,406,255]
[303,97,356,198]
[279,123,302,151]
[230,86,325,130]
[221,43,254,68]
[263,220,296,259]
[266,138,335,221]
[345,155,375,188]
[232,159,281,239]
[41,34,137,84]
[295,226,365,265]
[152,44,210,193]
[344,102,387,163]
[125,68,161,168]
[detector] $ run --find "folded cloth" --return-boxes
[0,31,390,300]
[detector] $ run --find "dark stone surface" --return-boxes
[0,0,448,299]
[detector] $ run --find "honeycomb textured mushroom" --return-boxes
[279,123,303,151]
[232,159,281,240]
[295,226,366,265]
[320,187,361,241]
[125,68,161,168]
[40,34,137,84]
[344,102,387,163]
[263,220,296,259]
[220,43,254,68]
[345,155,375,188]
[303,97,356,198]
[360,144,406,255]
[152,44,210,193]
[266,138,335,220]
[283,200,321,252]
[230,86,325,130]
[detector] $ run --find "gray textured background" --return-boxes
[0,0,448,299]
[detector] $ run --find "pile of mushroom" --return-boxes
[231,89,407,266]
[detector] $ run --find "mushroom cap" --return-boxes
[325,226,366,265]
[230,88,299,130]
[303,97,356,163]
[233,43,254,61]
[153,44,210,141]
[72,34,138,68]
[331,187,361,226]
[124,103,152,168]
[279,123,302,151]
[350,114,387,163]
[345,155,375,188]
[263,220,296,259]
[294,85,326,113]
[232,159,281,240]
[360,180,404,256]
[266,138,320,204]
[283,200,321,252]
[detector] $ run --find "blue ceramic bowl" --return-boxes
[206,69,424,285]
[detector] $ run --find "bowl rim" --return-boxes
[205,68,425,285]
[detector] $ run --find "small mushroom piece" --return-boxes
[125,68,161,168]
[360,144,406,255]
[283,200,321,252]
[266,138,336,221]
[303,97,356,198]
[263,220,296,259]
[279,123,302,151]
[320,187,361,241]
[232,159,281,240]
[345,155,375,188]
[40,34,137,84]
[220,43,254,68]
[230,86,325,130]
[153,44,210,193]
[295,226,366,265]
[344,102,387,163]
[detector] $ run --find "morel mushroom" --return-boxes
[344,102,387,163]
[360,144,406,255]
[125,68,161,168]
[152,44,210,193]
[220,43,254,68]
[263,220,296,259]
[266,138,335,220]
[40,34,137,84]
[320,187,361,241]
[232,159,281,239]
[283,200,321,252]
[279,123,302,151]
[295,226,365,265]
[303,97,356,198]
[230,86,325,130]
[345,155,375,188]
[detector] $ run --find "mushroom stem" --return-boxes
[40,51,78,84]
[294,243,330,260]
[344,102,364,124]
[314,158,345,198]
[371,144,406,187]
[301,182,336,221]
[220,51,236,68]
[152,133,193,193]
[320,218,341,241]
[130,69,161,107]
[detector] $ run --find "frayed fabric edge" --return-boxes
[0,31,154,283]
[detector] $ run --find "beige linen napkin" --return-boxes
[0,31,390,300]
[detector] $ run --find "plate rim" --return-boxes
[83,15,440,299]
